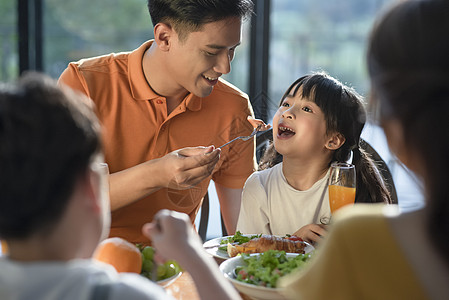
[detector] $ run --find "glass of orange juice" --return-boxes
[328,162,356,213]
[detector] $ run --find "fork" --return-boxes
[218,124,261,149]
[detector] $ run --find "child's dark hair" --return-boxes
[0,73,102,240]
[147,0,254,41]
[260,72,391,204]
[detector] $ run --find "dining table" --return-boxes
[164,256,252,300]
[164,272,201,300]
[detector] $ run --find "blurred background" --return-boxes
[1,0,424,240]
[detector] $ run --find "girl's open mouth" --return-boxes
[278,126,295,137]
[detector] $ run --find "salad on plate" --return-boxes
[234,250,312,288]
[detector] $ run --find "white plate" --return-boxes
[203,234,258,260]
[203,235,314,261]
[219,253,303,300]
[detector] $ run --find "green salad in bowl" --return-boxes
[235,250,312,288]
[220,250,313,300]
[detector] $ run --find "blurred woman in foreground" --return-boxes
[279,0,449,299]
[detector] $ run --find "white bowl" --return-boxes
[219,253,303,300]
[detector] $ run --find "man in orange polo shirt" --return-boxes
[59,0,256,244]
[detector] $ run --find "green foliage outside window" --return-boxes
[0,0,18,82]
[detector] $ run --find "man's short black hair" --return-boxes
[147,0,254,40]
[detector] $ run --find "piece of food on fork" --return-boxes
[218,117,271,149]
[227,234,306,257]
[247,116,271,132]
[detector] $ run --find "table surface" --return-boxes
[165,272,201,300]
[164,257,252,300]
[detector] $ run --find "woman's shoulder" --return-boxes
[330,203,400,237]
[334,203,399,220]
[324,204,402,264]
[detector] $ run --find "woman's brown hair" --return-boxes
[367,0,449,266]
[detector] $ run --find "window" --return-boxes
[268,0,390,118]
[222,20,250,93]
[43,0,250,91]
[44,0,152,78]
[0,1,18,81]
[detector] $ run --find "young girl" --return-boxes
[236,72,392,244]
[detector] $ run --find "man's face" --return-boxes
[166,16,242,98]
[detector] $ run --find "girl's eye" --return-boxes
[281,101,290,107]
[302,106,312,113]
[205,51,218,56]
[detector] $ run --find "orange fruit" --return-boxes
[1,240,8,255]
[93,237,142,273]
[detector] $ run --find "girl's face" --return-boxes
[273,88,330,160]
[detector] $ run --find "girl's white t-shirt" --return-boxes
[237,162,331,235]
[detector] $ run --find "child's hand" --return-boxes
[142,209,202,264]
[292,224,328,245]
[247,116,271,132]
